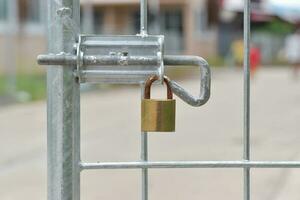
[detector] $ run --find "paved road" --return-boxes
[1,68,300,200]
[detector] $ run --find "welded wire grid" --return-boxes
[46,0,300,200]
[80,0,300,197]
[79,0,300,199]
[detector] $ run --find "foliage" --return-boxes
[254,18,295,35]
[207,56,225,67]
[0,74,46,102]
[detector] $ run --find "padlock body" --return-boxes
[141,99,176,132]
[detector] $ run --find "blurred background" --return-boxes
[1,0,300,199]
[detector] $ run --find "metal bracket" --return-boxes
[37,34,211,107]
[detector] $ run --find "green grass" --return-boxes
[0,74,46,102]
[207,56,225,67]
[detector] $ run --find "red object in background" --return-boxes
[250,47,261,76]
[219,0,225,7]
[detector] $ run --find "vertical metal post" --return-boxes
[243,0,251,200]
[47,0,80,200]
[140,0,148,199]
[141,87,148,200]
[140,0,148,35]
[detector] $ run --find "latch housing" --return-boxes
[77,35,164,84]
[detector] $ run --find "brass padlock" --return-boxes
[141,75,176,132]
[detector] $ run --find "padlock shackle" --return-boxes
[144,75,173,99]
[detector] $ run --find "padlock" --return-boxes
[141,75,176,132]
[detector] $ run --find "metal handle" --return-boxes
[164,55,211,107]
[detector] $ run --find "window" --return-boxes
[133,11,140,34]
[164,10,183,34]
[207,0,219,28]
[81,6,104,34]
[195,0,219,34]
[20,0,41,24]
[161,9,184,54]
[195,7,208,33]
[132,11,156,34]
[0,0,8,21]
[27,0,40,23]
[93,8,103,34]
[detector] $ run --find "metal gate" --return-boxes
[38,0,300,200]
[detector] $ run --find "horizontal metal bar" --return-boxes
[81,40,158,47]
[37,54,209,69]
[80,161,300,170]
[38,54,78,65]
[83,70,156,76]
[37,54,158,66]
[84,56,158,66]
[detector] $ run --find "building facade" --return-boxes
[80,0,219,55]
[0,0,219,72]
[0,0,44,73]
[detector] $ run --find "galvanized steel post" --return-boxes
[243,0,251,200]
[140,0,149,200]
[47,0,80,200]
[140,0,148,35]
